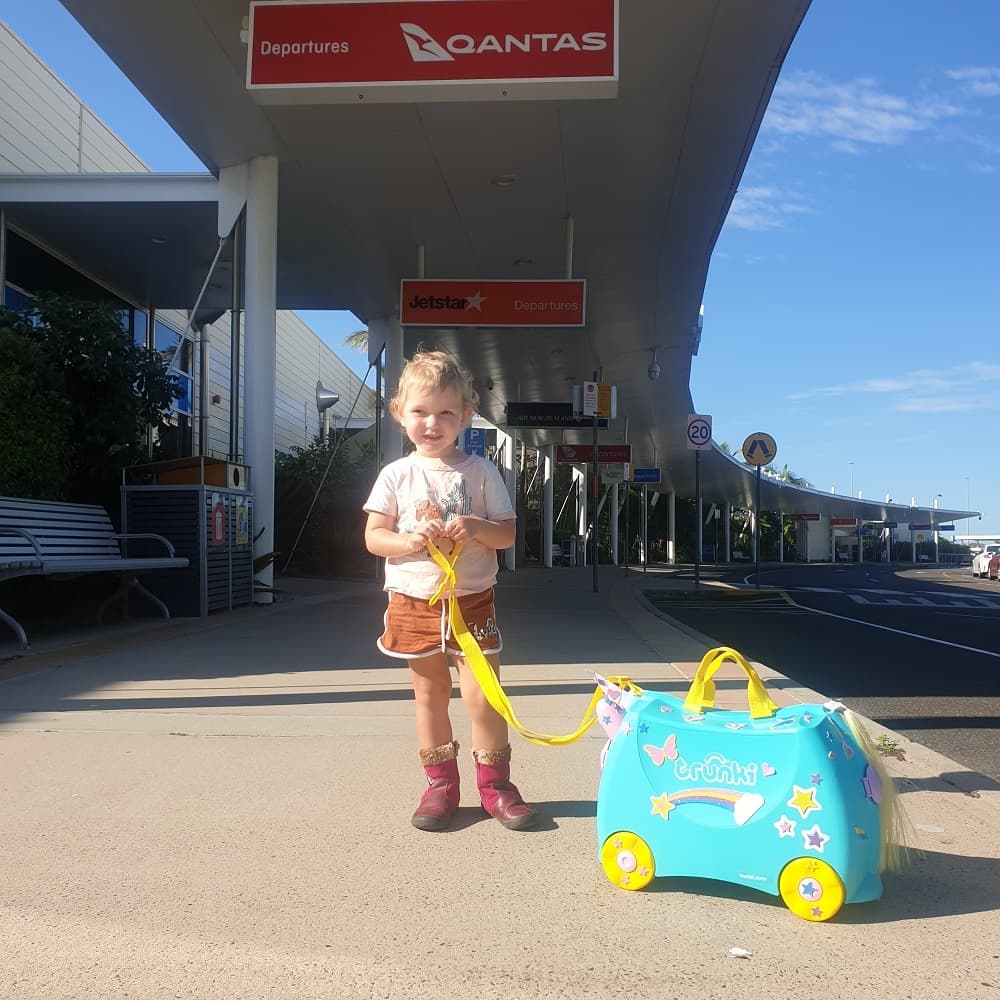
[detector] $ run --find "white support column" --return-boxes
[243,155,278,603]
[724,503,732,562]
[501,429,517,570]
[574,465,587,565]
[383,316,405,462]
[542,444,554,568]
[667,491,676,564]
[611,481,619,565]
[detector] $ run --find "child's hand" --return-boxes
[443,515,481,544]
[406,519,444,553]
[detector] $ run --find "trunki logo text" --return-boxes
[674,752,758,787]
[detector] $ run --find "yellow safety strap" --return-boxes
[426,539,641,747]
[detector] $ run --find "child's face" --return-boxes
[398,383,472,459]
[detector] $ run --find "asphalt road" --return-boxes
[644,561,1000,785]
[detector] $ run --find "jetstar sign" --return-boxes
[400,279,586,327]
[247,0,618,103]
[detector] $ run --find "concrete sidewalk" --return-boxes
[0,565,998,999]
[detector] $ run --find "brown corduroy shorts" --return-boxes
[377,588,502,659]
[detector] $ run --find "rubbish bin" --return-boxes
[122,459,254,617]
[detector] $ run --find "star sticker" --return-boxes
[787,785,821,818]
[802,823,830,853]
[799,879,821,900]
[601,714,611,725]
[650,793,675,819]
[613,838,623,849]
[773,814,797,838]
[464,290,486,311]
[811,773,823,785]
[811,906,824,918]
[638,723,649,734]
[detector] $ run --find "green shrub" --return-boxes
[0,321,72,498]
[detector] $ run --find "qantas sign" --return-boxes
[399,22,610,61]
[247,0,618,103]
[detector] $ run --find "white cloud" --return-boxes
[764,71,963,151]
[788,363,1000,411]
[726,185,813,231]
[896,396,984,413]
[946,66,1000,98]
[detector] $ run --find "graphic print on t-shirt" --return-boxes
[405,479,470,531]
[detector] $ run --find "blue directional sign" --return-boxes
[741,432,777,467]
[631,467,661,484]
[937,524,955,532]
[463,427,486,457]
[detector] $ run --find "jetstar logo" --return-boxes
[407,290,486,311]
[399,21,608,61]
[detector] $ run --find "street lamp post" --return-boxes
[933,493,941,564]
[963,476,972,537]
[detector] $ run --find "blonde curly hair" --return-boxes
[390,349,479,422]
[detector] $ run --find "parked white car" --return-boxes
[972,544,1000,577]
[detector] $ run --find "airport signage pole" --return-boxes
[687,415,712,591]
[741,432,778,591]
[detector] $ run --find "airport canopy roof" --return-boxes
[20,0,972,524]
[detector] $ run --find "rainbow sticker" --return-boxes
[650,789,765,826]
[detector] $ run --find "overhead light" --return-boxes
[150,237,167,245]
[647,348,661,380]
[513,257,534,266]
[490,173,517,187]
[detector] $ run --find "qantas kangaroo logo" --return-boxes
[400,23,454,62]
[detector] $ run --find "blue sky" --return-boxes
[2,1,997,534]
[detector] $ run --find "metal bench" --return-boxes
[0,496,189,650]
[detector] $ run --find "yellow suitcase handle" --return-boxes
[682,645,779,719]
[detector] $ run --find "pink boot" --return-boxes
[473,745,538,831]
[412,740,461,832]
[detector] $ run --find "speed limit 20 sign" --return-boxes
[686,414,712,450]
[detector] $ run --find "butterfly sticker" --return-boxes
[643,733,678,766]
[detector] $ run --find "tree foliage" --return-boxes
[274,434,378,578]
[0,294,180,503]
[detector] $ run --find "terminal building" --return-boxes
[0,5,978,588]
[0,21,376,465]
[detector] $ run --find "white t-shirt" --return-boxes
[363,452,515,599]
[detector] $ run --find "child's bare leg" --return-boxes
[408,653,459,831]
[408,652,455,748]
[457,653,537,830]
[456,652,508,749]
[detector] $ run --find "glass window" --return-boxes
[3,284,32,311]
[154,319,181,361]
[133,309,149,348]
[174,373,193,415]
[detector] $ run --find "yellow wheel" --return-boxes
[778,857,846,921]
[600,832,655,891]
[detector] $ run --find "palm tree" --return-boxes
[343,328,369,353]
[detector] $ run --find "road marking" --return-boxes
[782,593,1000,660]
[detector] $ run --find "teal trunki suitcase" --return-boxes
[594,647,905,921]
